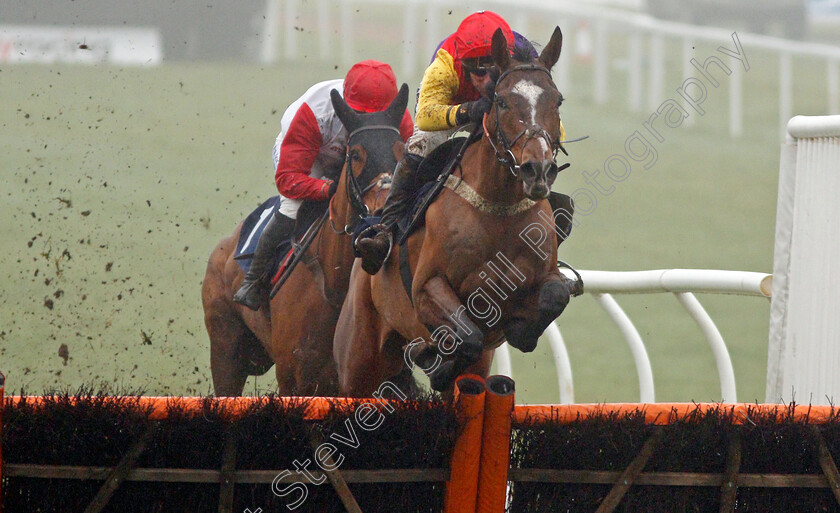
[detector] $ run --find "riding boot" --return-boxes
[233,211,296,310]
[356,153,422,274]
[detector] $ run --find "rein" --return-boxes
[269,123,400,304]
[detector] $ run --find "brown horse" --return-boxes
[334,27,581,396]
[202,84,409,396]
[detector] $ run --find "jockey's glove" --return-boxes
[327,179,339,198]
[455,97,492,126]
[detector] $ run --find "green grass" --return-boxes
[0,26,834,403]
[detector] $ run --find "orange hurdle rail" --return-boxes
[6,395,397,421]
[512,402,839,425]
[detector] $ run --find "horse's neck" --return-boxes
[313,180,356,294]
[460,139,525,205]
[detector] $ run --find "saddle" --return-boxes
[396,136,471,240]
[234,196,328,285]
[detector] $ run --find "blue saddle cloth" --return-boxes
[234,196,291,275]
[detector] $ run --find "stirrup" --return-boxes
[380,231,394,265]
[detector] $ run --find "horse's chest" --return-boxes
[441,214,550,296]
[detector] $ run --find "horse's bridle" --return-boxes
[485,64,570,177]
[342,124,400,232]
[303,123,398,308]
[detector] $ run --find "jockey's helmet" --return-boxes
[453,11,514,62]
[343,60,399,113]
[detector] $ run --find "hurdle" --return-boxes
[5,385,840,511]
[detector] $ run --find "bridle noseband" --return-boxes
[485,64,569,177]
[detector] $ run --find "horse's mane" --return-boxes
[513,37,538,62]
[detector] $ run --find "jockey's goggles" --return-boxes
[463,57,494,76]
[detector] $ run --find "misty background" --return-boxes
[1,0,839,403]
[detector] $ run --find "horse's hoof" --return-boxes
[427,360,457,392]
[540,279,571,317]
[507,335,539,353]
[452,323,483,365]
[504,319,539,353]
[458,339,482,364]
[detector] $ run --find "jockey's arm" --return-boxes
[275,103,334,201]
[414,49,462,132]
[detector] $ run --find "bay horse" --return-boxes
[334,27,581,396]
[202,84,409,396]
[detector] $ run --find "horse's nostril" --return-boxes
[520,162,539,177]
[546,162,560,181]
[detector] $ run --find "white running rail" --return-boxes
[496,269,772,404]
[264,0,840,136]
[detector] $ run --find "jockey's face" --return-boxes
[463,56,495,98]
[468,70,493,97]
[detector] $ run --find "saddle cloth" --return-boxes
[234,196,292,282]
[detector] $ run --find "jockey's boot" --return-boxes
[233,211,296,310]
[356,153,423,274]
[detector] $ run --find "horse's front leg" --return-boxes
[413,275,484,392]
[505,272,578,352]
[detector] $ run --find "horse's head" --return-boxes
[486,27,567,201]
[330,84,408,220]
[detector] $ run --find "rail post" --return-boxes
[443,375,486,513]
[476,375,515,513]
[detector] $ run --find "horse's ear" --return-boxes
[385,83,409,127]
[330,88,361,133]
[539,26,563,70]
[491,28,510,71]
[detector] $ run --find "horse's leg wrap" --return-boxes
[233,211,295,310]
[505,277,572,352]
[356,153,422,274]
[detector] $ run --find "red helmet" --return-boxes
[343,60,399,113]
[452,11,514,60]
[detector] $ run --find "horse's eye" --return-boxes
[349,149,361,162]
[496,97,507,110]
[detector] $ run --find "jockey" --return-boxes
[355,11,516,274]
[233,60,414,310]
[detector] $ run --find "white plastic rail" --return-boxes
[495,269,772,404]
[269,0,840,136]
